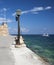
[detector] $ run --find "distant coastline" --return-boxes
[10,34,54,36]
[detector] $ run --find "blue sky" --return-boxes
[0,0,54,34]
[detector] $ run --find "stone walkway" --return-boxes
[0,36,15,65]
[11,46,50,65]
[0,36,50,65]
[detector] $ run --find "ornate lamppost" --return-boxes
[15,9,21,45]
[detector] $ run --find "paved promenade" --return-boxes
[0,36,50,65]
[0,36,14,65]
[11,45,50,65]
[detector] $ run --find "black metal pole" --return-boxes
[18,15,20,45]
[16,15,20,45]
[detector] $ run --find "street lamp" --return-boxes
[15,9,21,45]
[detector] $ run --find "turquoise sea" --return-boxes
[12,34,54,65]
[22,35,54,65]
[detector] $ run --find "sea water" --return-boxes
[22,35,54,65]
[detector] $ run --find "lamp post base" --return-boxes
[15,44,26,48]
[15,36,26,48]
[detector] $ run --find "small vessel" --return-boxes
[43,33,49,37]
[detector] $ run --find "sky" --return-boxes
[0,0,54,34]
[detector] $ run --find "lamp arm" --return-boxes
[16,16,18,21]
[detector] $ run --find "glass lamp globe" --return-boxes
[16,9,21,16]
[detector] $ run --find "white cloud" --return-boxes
[8,27,18,34]
[22,6,52,14]
[45,6,52,10]
[12,6,52,16]
[30,7,44,12]
[0,8,8,16]
[21,7,44,14]
[9,27,17,32]
[0,8,12,23]
[12,10,29,16]
[12,12,16,16]
[6,19,12,22]
[21,10,29,14]
[8,27,29,34]
[1,8,7,12]
[0,17,12,23]
[21,27,29,33]
[3,8,7,11]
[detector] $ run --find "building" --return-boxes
[0,22,9,36]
